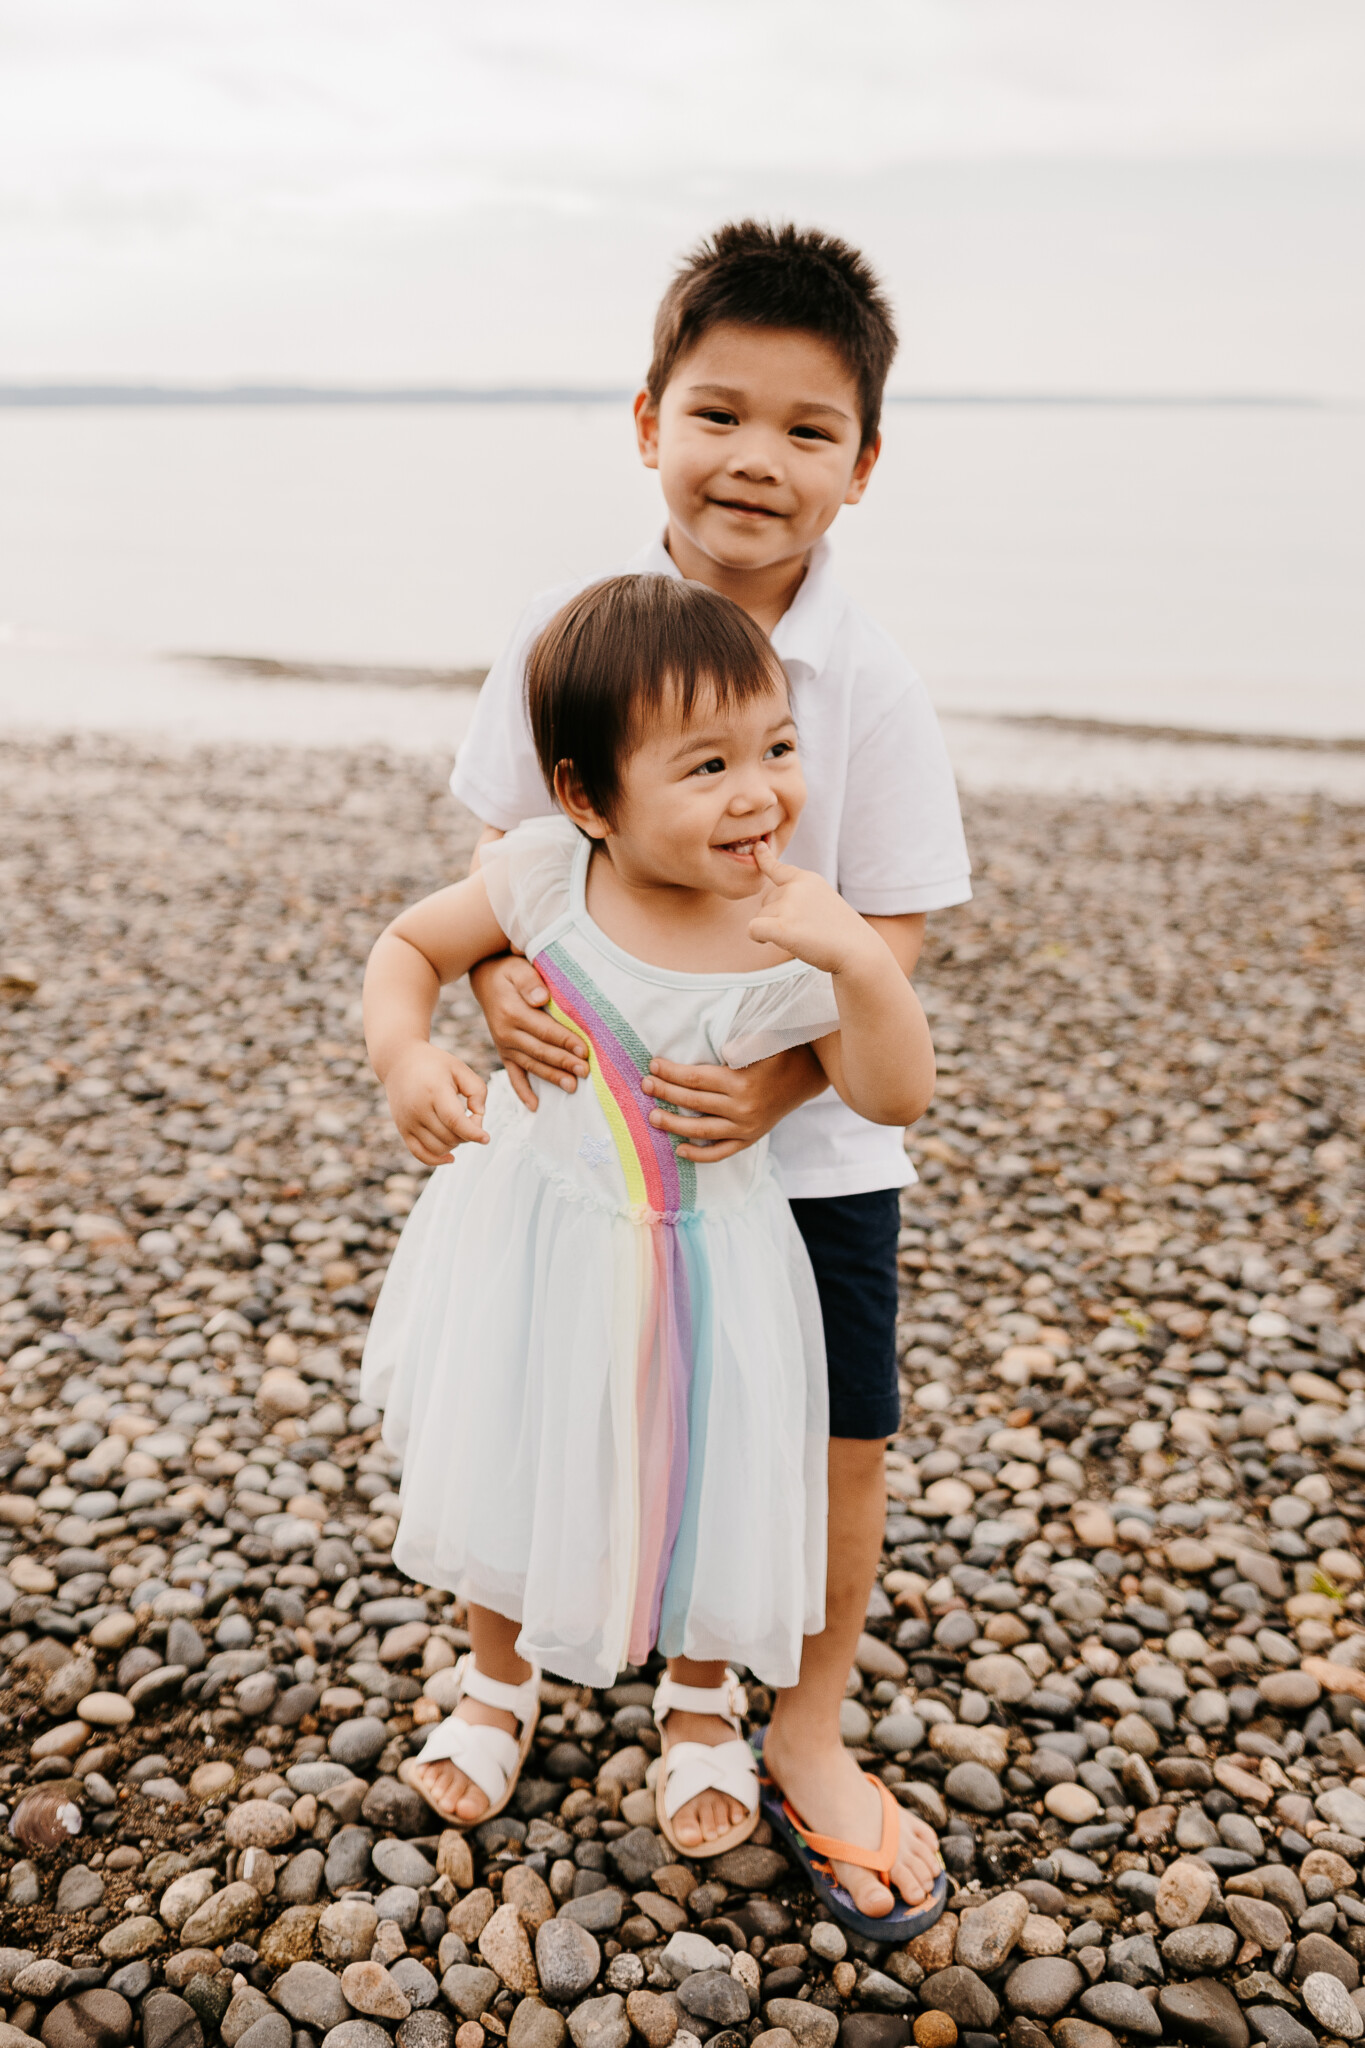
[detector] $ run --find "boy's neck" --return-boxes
[663,521,810,638]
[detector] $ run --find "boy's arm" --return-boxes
[640,908,926,1161]
[364,874,511,1167]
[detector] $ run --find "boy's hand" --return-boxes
[747,842,878,975]
[641,1044,826,1161]
[383,1045,490,1166]
[469,954,590,1110]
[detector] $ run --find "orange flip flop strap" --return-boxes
[782,1776,899,1878]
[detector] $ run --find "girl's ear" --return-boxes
[554,761,610,840]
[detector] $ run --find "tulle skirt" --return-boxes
[361,1078,827,1688]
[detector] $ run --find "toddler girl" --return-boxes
[360,575,936,1871]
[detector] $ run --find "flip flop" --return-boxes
[751,1725,948,1945]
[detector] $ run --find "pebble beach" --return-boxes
[2,731,1364,2048]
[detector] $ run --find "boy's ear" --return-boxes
[634,388,660,471]
[844,432,881,507]
[553,762,610,840]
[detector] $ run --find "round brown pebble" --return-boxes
[455,2028,485,2048]
[914,2017,958,2048]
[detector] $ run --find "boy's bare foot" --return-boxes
[409,1695,519,1823]
[657,1704,753,1848]
[762,1720,941,1917]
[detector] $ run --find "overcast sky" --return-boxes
[3,0,1364,392]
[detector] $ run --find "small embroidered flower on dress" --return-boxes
[578,1134,613,1169]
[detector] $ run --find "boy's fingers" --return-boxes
[642,1077,734,1116]
[502,1059,540,1111]
[646,1109,738,1142]
[503,1027,587,1072]
[506,957,551,1001]
[511,1055,579,1093]
[648,1057,733,1091]
[674,1136,746,1162]
[506,1014,588,1062]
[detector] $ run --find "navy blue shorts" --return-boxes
[789,1189,901,1441]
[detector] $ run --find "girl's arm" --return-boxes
[747,844,934,1128]
[363,873,511,1166]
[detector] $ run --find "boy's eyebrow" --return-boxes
[685,381,854,424]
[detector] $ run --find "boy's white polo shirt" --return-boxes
[451,534,972,1200]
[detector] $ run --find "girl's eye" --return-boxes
[690,757,725,777]
[765,740,795,761]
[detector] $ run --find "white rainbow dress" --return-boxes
[361,815,837,1688]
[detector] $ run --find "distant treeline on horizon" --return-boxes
[0,383,1341,411]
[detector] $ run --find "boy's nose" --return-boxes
[727,434,783,483]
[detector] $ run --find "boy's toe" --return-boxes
[835,1861,895,1919]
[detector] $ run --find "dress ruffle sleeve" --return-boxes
[720,966,841,1069]
[478,814,582,954]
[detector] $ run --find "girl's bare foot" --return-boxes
[762,1719,942,1917]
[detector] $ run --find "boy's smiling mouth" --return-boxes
[710,494,784,521]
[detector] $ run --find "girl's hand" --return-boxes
[383,1045,490,1166]
[469,954,590,1110]
[747,842,878,976]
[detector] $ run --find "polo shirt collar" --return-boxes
[625,532,845,682]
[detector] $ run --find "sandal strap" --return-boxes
[781,1776,901,1878]
[455,1653,540,1729]
[652,1667,746,1735]
[660,1737,760,1824]
[413,1714,520,1808]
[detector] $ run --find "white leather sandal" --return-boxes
[399,1653,541,1827]
[652,1668,761,1859]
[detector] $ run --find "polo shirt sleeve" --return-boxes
[838,654,973,916]
[448,592,567,829]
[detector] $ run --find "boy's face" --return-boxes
[635,323,879,579]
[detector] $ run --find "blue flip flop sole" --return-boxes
[751,1726,948,1946]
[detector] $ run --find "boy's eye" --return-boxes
[696,408,738,426]
[790,424,833,442]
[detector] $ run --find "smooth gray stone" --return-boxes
[676,1973,750,2028]
[536,1918,602,2002]
[142,1993,204,2048]
[1161,1926,1238,1975]
[398,2019,455,2048]
[1080,1985,1162,2039]
[371,1839,435,1888]
[565,1994,629,2048]
[1005,1958,1084,2020]
[439,1968,500,2021]
[272,1964,350,2035]
[556,1890,626,1933]
[374,1885,421,1931]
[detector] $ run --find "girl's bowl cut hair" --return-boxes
[525,573,786,823]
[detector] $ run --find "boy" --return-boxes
[442,222,970,1924]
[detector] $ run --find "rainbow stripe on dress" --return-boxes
[536,938,705,1666]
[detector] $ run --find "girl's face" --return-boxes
[571,676,806,898]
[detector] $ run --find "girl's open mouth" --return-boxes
[714,831,773,862]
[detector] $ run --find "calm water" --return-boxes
[0,400,1362,776]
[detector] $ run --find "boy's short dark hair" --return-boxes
[526,574,784,825]
[646,220,898,449]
